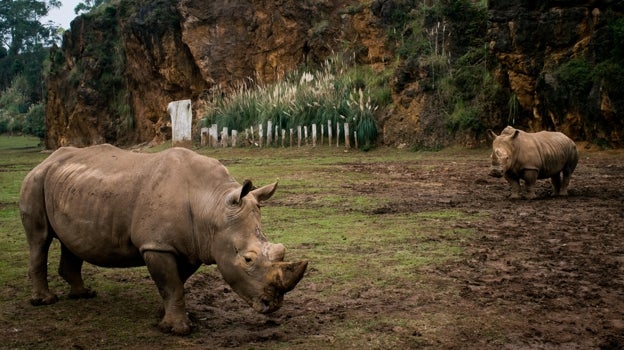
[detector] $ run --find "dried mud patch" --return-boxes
[320,151,624,348]
[4,149,623,349]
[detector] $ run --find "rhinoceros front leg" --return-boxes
[523,169,539,199]
[504,173,522,199]
[143,251,191,335]
[58,244,97,299]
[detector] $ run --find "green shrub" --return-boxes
[610,18,624,61]
[446,101,482,133]
[554,58,593,98]
[595,60,624,91]
[22,103,46,138]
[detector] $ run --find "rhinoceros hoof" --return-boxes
[68,288,97,299]
[30,293,59,306]
[158,319,192,336]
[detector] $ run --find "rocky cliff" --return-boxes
[45,0,388,148]
[45,0,623,149]
[489,0,624,146]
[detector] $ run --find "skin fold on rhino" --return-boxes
[19,144,307,335]
[488,126,579,200]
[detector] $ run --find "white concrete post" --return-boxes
[231,130,238,147]
[167,99,192,147]
[336,122,340,147]
[267,120,273,146]
[258,124,263,147]
[328,120,333,147]
[208,124,218,147]
[221,127,228,147]
[304,126,308,145]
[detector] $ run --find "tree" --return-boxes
[0,0,60,56]
[74,0,110,15]
[0,0,60,137]
[0,0,60,91]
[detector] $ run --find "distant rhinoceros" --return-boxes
[487,126,578,199]
[19,144,307,335]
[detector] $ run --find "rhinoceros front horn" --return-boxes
[273,261,308,293]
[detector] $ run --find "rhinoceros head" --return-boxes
[213,180,307,314]
[488,127,519,178]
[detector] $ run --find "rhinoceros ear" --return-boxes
[228,180,255,205]
[487,129,497,141]
[249,181,278,202]
[239,180,254,200]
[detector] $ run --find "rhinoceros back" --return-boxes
[20,144,233,267]
[526,131,578,179]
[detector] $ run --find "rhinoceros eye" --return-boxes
[242,252,257,265]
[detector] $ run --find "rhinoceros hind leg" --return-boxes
[143,251,192,335]
[560,167,574,196]
[24,221,57,306]
[59,244,97,299]
[550,174,562,196]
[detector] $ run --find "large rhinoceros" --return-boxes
[19,144,307,335]
[488,126,578,199]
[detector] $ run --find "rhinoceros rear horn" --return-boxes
[267,243,285,262]
[273,261,308,293]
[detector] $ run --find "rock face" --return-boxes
[45,0,623,149]
[488,0,624,145]
[45,0,388,148]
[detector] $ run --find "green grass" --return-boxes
[0,136,486,348]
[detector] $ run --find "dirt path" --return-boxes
[179,148,624,349]
[3,147,623,349]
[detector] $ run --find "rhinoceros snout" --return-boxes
[489,168,503,178]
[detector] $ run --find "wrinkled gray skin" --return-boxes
[488,126,579,199]
[19,144,307,335]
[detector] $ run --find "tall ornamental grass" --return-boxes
[201,57,386,149]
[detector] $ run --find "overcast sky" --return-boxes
[43,0,82,29]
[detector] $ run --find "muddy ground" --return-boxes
[3,146,623,349]
[181,147,624,349]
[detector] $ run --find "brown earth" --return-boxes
[187,147,624,349]
[2,146,623,349]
